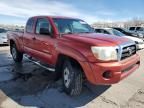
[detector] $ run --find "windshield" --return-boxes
[110,29,125,36]
[53,18,94,34]
[0,29,6,33]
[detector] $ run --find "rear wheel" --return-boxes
[62,60,83,96]
[11,44,23,62]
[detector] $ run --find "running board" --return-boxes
[24,55,55,72]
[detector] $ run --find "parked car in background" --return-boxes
[113,27,141,38]
[14,28,24,33]
[7,16,140,96]
[128,27,144,38]
[0,28,8,45]
[95,28,144,50]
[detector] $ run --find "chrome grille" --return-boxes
[121,45,136,60]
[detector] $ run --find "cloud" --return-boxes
[0,0,101,24]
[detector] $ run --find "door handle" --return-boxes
[32,37,36,40]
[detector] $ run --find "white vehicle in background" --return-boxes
[95,28,144,50]
[128,27,144,38]
[0,28,8,45]
[113,27,142,38]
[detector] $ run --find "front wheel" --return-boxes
[11,44,23,62]
[62,60,83,96]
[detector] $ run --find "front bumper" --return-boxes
[0,39,8,45]
[80,54,140,85]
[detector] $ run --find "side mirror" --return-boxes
[40,28,50,35]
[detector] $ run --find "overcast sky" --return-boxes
[0,0,144,25]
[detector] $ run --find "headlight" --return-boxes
[91,46,118,61]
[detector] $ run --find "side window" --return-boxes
[129,27,135,31]
[103,30,110,34]
[95,29,102,33]
[26,18,34,33]
[35,18,52,35]
[101,29,108,34]
[100,29,103,33]
[136,27,144,31]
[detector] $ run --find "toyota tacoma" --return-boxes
[7,16,140,96]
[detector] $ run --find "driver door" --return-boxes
[33,18,55,65]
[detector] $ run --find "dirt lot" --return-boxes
[0,46,144,108]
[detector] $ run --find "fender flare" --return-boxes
[9,37,22,52]
[56,44,88,62]
[56,45,97,84]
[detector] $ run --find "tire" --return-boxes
[62,60,83,96]
[11,44,23,62]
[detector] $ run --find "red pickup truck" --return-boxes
[7,16,140,96]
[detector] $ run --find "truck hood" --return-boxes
[62,33,133,46]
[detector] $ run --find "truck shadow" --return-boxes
[0,52,111,108]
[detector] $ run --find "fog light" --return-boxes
[103,71,112,79]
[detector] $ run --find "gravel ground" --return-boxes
[0,46,144,108]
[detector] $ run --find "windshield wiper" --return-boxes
[79,32,93,33]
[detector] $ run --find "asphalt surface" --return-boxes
[0,46,144,108]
